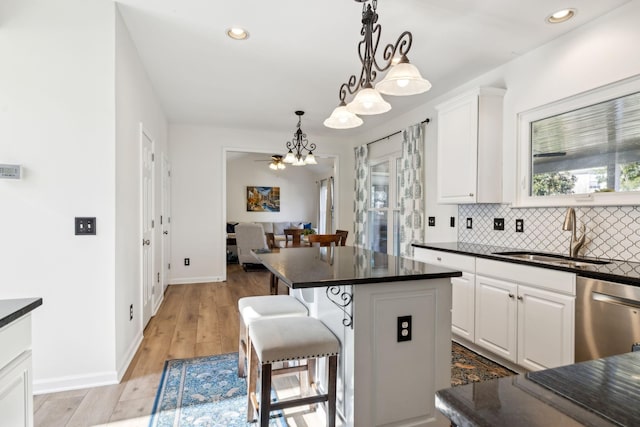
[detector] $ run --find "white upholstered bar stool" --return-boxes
[247,316,340,427]
[237,295,308,378]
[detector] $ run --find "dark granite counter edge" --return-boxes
[268,269,463,289]
[412,243,640,287]
[0,298,43,329]
[287,271,463,289]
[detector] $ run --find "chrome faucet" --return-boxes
[562,207,586,257]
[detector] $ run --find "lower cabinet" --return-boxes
[413,247,475,341]
[414,247,576,371]
[0,351,32,427]
[517,285,574,370]
[474,275,517,362]
[474,275,575,370]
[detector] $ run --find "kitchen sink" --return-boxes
[492,251,611,268]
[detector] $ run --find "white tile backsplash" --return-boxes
[458,204,640,262]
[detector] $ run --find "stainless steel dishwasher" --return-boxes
[575,276,640,362]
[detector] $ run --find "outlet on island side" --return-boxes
[129,304,133,321]
[397,315,412,342]
[184,258,190,266]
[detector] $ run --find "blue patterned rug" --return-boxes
[149,352,286,427]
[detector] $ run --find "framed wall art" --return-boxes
[246,186,280,212]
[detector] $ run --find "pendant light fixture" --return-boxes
[324,0,431,129]
[283,111,317,166]
[268,155,286,170]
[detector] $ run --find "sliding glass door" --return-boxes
[367,156,401,257]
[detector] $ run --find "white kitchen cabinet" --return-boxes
[476,258,575,370]
[0,314,33,427]
[474,275,518,362]
[413,247,476,341]
[436,87,505,204]
[517,285,574,371]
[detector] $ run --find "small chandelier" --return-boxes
[324,0,431,129]
[283,111,317,166]
[269,155,286,170]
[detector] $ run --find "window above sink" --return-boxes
[515,75,640,207]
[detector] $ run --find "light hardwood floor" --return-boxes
[34,264,306,427]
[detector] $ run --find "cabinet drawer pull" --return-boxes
[508,293,515,299]
[436,257,442,261]
[469,193,474,197]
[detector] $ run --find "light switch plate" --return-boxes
[75,217,96,235]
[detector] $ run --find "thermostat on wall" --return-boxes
[0,164,21,179]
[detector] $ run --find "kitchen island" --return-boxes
[254,246,461,427]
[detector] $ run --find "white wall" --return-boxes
[227,154,322,224]
[168,124,350,284]
[0,0,118,392]
[115,8,168,378]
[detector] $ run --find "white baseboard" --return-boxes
[34,371,118,395]
[169,276,223,285]
[117,330,143,382]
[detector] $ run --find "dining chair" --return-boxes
[307,234,341,247]
[335,230,348,246]
[284,228,304,247]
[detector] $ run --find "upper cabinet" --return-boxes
[436,87,506,204]
[515,75,640,207]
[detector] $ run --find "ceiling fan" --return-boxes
[254,154,287,170]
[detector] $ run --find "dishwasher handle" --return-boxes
[592,291,640,310]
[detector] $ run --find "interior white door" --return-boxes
[161,154,171,295]
[141,126,154,327]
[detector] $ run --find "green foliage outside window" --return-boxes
[620,161,640,191]
[532,172,577,196]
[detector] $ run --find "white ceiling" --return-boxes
[116,0,630,139]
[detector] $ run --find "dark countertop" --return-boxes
[0,298,43,329]
[412,242,640,286]
[254,246,461,288]
[436,351,640,427]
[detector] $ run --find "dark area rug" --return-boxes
[451,342,516,386]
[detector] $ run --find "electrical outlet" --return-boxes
[397,315,412,342]
[129,304,133,321]
[516,219,524,233]
[493,218,505,231]
[75,217,96,235]
[184,258,190,266]
[466,218,473,229]
[450,217,455,227]
[428,217,435,227]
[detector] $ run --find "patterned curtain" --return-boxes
[353,145,369,248]
[399,124,424,257]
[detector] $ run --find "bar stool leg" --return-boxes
[247,344,259,422]
[259,363,273,427]
[327,355,337,427]
[238,314,247,377]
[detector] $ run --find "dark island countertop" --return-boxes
[436,351,640,427]
[254,246,461,288]
[412,242,640,287]
[0,298,43,329]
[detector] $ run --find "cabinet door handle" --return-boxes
[469,193,474,197]
[517,296,523,301]
[437,257,442,261]
[508,293,515,299]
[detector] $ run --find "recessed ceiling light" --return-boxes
[226,27,249,40]
[546,8,576,24]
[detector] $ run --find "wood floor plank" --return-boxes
[65,383,126,427]
[34,396,84,427]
